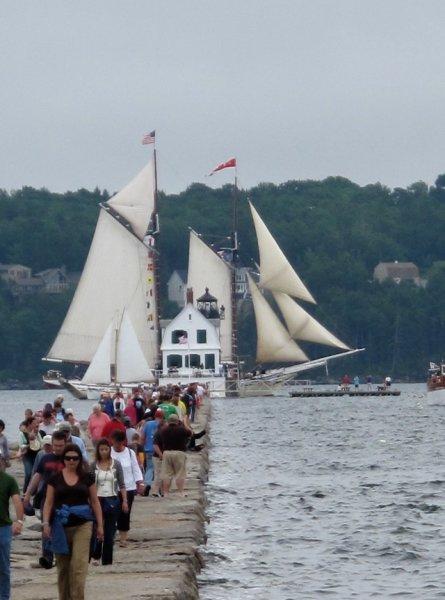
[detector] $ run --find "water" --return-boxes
[199,384,445,599]
[0,390,95,442]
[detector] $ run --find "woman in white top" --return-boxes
[110,429,144,547]
[90,438,128,564]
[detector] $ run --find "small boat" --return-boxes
[427,362,445,405]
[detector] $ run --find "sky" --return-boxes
[1,0,445,194]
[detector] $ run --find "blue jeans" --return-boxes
[144,452,154,486]
[0,525,12,600]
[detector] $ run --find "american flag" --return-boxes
[142,130,156,145]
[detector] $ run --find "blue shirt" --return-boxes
[142,420,158,453]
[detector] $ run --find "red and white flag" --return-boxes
[209,157,236,176]
[142,130,156,145]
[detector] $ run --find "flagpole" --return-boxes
[231,162,238,380]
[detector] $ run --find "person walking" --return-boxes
[87,404,111,447]
[151,410,165,497]
[43,443,103,600]
[19,417,42,492]
[160,414,191,497]
[89,438,128,565]
[110,430,144,547]
[140,409,163,494]
[0,452,24,600]
[23,430,67,569]
[0,421,10,467]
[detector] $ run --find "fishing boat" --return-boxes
[43,154,161,399]
[426,362,445,405]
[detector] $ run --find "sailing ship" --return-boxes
[43,157,160,399]
[185,199,363,396]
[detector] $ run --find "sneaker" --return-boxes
[38,557,53,569]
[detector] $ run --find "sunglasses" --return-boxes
[64,455,80,462]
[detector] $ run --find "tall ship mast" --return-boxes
[43,155,160,398]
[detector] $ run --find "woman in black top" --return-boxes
[43,444,103,600]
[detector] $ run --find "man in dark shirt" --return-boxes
[23,431,66,569]
[159,414,191,497]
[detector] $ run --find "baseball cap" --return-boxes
[42,435,53,445]
[168,413,179,422]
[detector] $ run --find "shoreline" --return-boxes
[9,402,210,600]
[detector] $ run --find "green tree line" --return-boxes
[1,175,445,382]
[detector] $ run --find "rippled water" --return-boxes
[199,384,445,599]
[0,390,95,441]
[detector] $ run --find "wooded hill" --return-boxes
[1,174,445,383]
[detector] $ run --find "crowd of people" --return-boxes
[0,382,207,600]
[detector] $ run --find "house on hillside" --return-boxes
[373,261,425,287]
[167,270,187,307]
[35,267,70,294]
[235,267,251,299]
[0,263,32,283]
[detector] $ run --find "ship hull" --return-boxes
[427,387,445,406]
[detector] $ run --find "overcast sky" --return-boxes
[1,1,445,194]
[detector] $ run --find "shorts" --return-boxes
[161,450,186,480]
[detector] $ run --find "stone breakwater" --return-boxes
[10,403,210,600]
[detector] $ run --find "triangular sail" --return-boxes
[249,201,316,303]
[248,274,308,363]
[46,209,158,368]
[81,322,113,384]
[273,291,349,350]
[107,160,155,240]
[116,312,153,382]
[187,230,233,361]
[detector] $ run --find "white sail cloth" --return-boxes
[116,311,153,382]
[247,274,308,363]
[46,209,158,368]
[81,322,113,384]
[107,160,156,240]
[249,201,315,303]
[273,291,349,350]
[187,231,233,361]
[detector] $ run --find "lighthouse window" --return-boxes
[205,354,215,370]
[185,354,201,368]
[172,330,187,344]
[197,329,207,344]
[167,354,182,368]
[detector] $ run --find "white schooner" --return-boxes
[43,158,160,399]
[184,200,363,396]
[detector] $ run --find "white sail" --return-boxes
[248,274,308,363]
[116,311,153,382]
[107,161,155,240]
[81,322,113,384]
[46,209,158,368]
[249,201,316,303]
[273,291,349,350]
[187,231,233,361]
